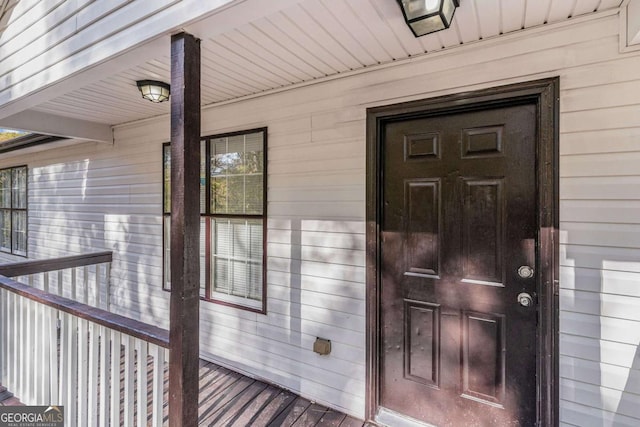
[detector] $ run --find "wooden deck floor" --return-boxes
[1,359,368,427]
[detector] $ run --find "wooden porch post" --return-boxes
[169,31,201,427]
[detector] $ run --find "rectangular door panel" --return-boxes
[461,125,504,158]
[404,300,440,387]
[462,178,504,287]
[462,311,506,406]
[406,180,440,277]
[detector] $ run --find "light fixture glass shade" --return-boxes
[398,0,459,37]
[136,80,170,103]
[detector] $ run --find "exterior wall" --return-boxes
[0,12,639,423]
[0,0,236,116]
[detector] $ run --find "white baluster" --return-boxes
[99,326,110,427]
[77,319,88,425]
[86,322,99,427]
[123,335,135,426]
[151,344,165,427]
[136,340,148,427]
[110,331,122,426]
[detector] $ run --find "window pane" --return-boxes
[244,174,263,214]
[211,218,263,302]
[163,216,171,290]
[211,176,227,213]
[226,176,244,213]
[210,131,264,215]
[0,170,10,209]
[0,209,10,252]
[163,215,206,297]
[163,145,171,213]
[201,140,206,214]
[199,217,206,296]
[12,210,26,255]
[12,167,27,209]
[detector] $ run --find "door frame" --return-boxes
[365,78,559,426]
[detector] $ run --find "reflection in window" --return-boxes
[163,129,266,311]
[0,166,27,256]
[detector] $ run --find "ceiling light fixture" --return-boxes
[397,0,459,37]
[136,80,171,103]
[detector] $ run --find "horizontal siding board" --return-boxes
[268,283,364,315]
[560,356,640,395]
[560,152,640,177]
[561,55,640,90]
[267,299,365,338]
[268,257,365,283]
[268,230,365,250]
[267,271,365,300]
[561,308,629,346]
[561,176,640,200]
[0,0,64,49]
[0,0,180,92]
[561,400,640,427]
[561,80,640,112]
[562,105,640,133]
[561,244,640,273]
[561,200,640,224]
[560,379,640,421]
[560,223,640,249]
[560,289,640,321]
[560,128,640,155]
[561,334,639,369]
[561,266,640,296]
[267,242,365,267]
[267,219,364,234]
[255,321,363,364]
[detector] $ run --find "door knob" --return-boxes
[517,292,533,307]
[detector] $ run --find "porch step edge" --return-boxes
[0,385,14,402]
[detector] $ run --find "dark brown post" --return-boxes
[169,31,201,427]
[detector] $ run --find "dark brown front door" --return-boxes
[379,101,538,426]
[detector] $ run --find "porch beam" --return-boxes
[169,32,201,427]
[0,110,113,143]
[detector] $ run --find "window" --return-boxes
[163,128,266,312]
[0,166,27,256]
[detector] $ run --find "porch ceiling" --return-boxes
[30,0,623,128]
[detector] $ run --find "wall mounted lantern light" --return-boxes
[397,0,459,37]
[136,80,171,103]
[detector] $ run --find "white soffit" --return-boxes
[33,0,624,126]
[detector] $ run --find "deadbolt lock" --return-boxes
[517,292,533,307]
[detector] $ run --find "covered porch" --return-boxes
[1,360,366,427]
[1,0,640,426]
[0,253,367,426]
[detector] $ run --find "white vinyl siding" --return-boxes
[0,0,235,114]
[0,12,638,422]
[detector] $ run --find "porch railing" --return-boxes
[0,257,169,427]
[0,251,112,310]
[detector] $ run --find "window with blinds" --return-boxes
[0,166,27,256]
[163,129,266,312]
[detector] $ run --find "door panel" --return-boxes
[380,103,537,426]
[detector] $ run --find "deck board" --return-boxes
[267,396,313,426]
[318,408,348,426]
[0,358,365,427]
